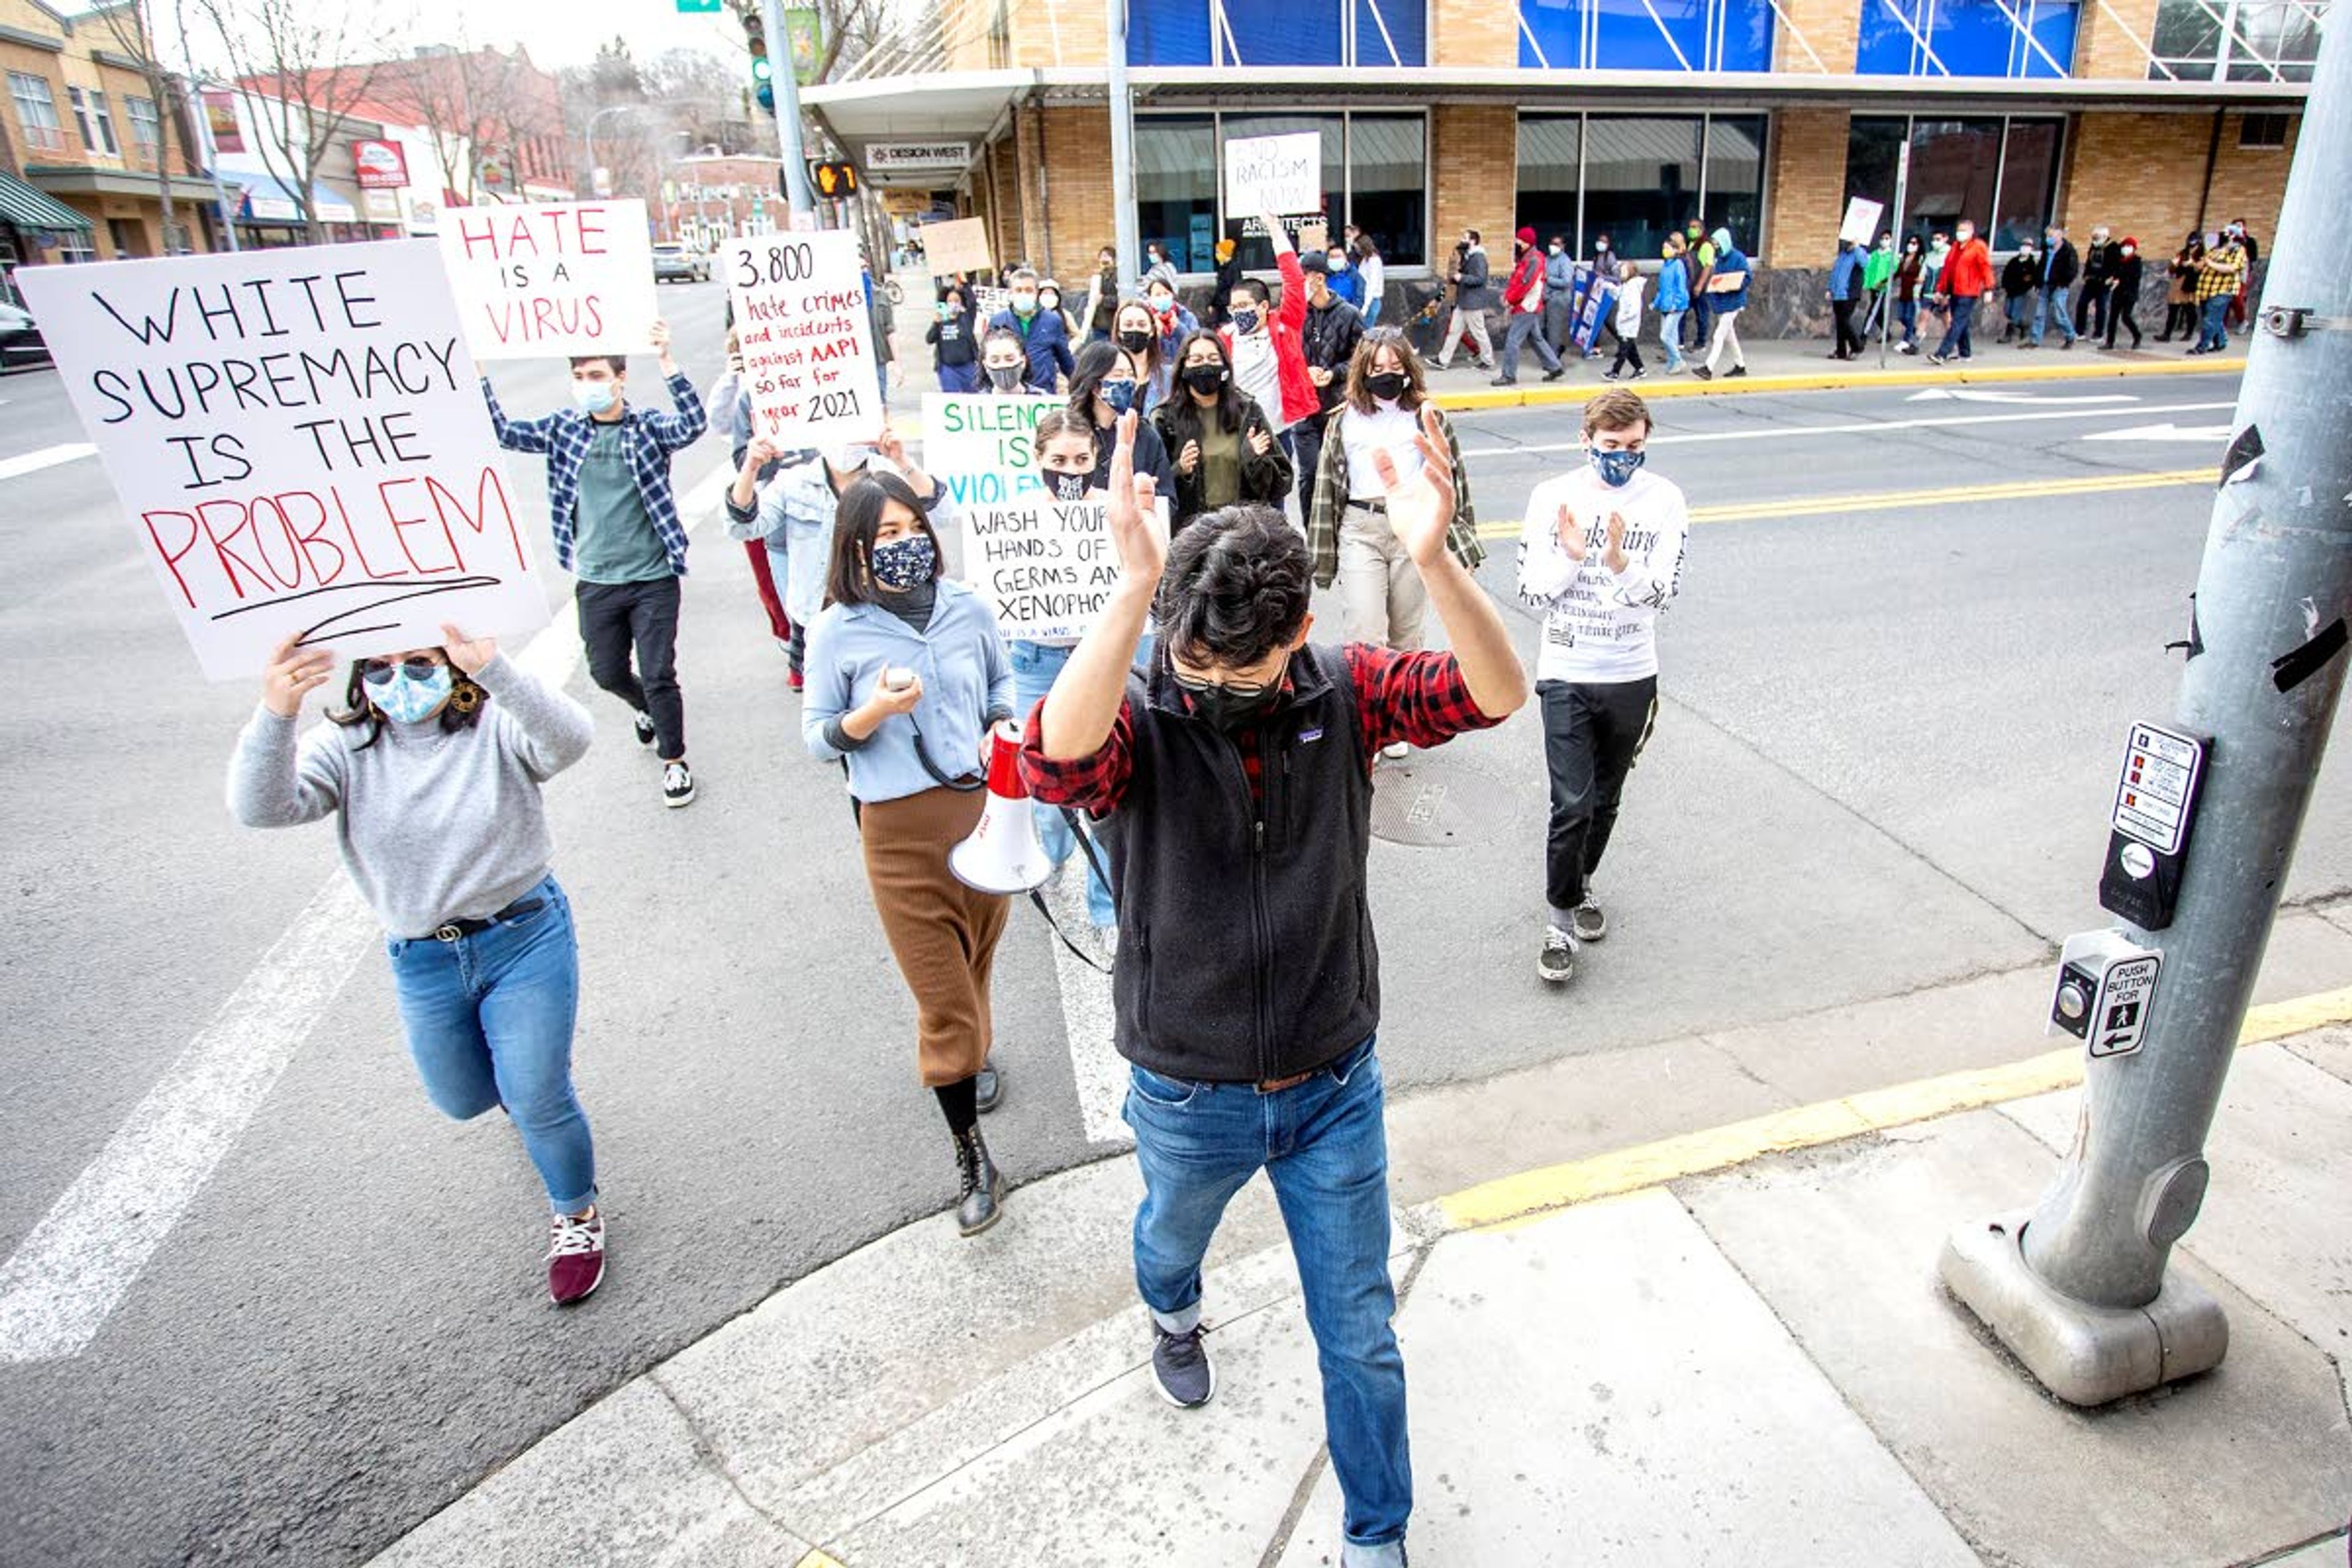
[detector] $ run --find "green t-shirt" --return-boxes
[1197,419,1243,510]
[1864,247,1896,290]
[572,421,671,584]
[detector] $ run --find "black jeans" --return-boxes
[1294,411,1329,521]
[2104,286,2142,349]
[1539,676,1658,918]
[1831,297,1865,356]
[1607,323,1644,375]
[576,576,685,760]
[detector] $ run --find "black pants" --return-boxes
[576,576,685,759]
[1539,676,1658,918]
[1607,323,1644,375]
[2104,286,2143,349]
[2076,283,2108,340]
[1831,297,1865,356]
[2160,300,2196,340]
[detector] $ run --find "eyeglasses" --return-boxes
[361,656,445,685]
[1170,656,1289,701]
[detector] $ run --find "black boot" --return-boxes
[954,1125,1005,1236]
[974,1057,1002,1114]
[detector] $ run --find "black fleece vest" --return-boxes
[1103,643,1379,1083]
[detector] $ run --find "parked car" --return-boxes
[0,302,51,372]
[652,243,710,284]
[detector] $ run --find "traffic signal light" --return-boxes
[810,160,858,198]
[746,14,771,82]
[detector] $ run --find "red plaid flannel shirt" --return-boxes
[1022,645,1501,813]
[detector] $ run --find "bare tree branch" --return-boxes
[198,0,405,242]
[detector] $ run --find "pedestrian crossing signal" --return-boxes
[810,161,859,198]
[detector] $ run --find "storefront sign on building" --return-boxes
[439,199,658,360]
[727,228,880,445]
[352,140,409,190]
[867,141,971,173]
[16,241,548,679]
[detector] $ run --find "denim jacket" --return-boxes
[802,581,1016,804]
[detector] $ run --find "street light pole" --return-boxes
[583,105,632,198]
[761,0,814,217]
[1106,0,1138,292]
[1939,13,2352,1406]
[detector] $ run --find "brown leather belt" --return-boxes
[1255,1069,1316,1095]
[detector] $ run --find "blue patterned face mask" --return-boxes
[1099,379,1139,415]
[369,662,452,723]
[869,533,937,591]
[1589,447,1645,488]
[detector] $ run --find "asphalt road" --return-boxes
[0,322,2339,1567]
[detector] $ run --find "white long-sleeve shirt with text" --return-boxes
[1516,467,1689,685]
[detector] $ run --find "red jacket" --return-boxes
[1502,247,1545,308]
[1221,249,1319,428]
[1942,237,1994,298]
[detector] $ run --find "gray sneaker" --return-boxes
[1572,897,1607,943]
[1152,1324,1215,1408]
[1537,927,1577,984]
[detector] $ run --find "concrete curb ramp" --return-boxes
[371,988,2352,1567]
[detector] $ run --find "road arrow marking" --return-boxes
[2079,422,2234,443]
[1904,388,2140,405]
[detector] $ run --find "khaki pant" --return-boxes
[1438,307,1492,368]
[1338,502,1428,652]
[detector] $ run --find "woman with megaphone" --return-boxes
[802,473,1021,1237]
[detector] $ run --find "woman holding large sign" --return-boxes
[227,627,607,1305]
[802,478,1020,1238]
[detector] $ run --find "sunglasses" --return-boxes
[361,656,445,685]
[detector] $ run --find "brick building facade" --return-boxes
[811,0,2315,334]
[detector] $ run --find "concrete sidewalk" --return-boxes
[370,965,2352,1567]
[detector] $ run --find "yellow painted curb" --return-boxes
[1431,356,2246,413]
[794,1551,850,1568]
[1471,467,2212,540]
[1437,984,2352,1234]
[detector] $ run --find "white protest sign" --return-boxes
[726,228,881,445]
[18,241,548,681]
[1839,196,1885,246]
[963,496,1122,641]
[439,199,658,360]
[921,216,993,277]
[1223,132,1322,217]
[922,392,1047,510]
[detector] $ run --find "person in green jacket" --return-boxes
[1860,232,1897,341]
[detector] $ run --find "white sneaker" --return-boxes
[1381,741,1410,761]
[662,760,696,808]
[1537,927,1577,984]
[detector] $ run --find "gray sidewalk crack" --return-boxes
[1254,1241,1439,1568]
[1660,688,2056,948]
[644,1366,821,1551]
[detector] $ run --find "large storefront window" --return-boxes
[1845,115,2064,250]
[1128,0,1428,65]
[2149,0,2326,80]
[1857,0,2082,77]
[1137,110,1429,274]
[1136,115,1218,274]
[1516,111,1766,259]
[1518,0,1774,69]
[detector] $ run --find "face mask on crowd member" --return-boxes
[1584,410,1649,489]
[1180,341,1229,398]
[1038,421,1099,501]
[1011,286,1038,317]
[362,651,453,725]
[1039,287,1061,314]
[568,354,625,415]
[1115,303,1156,355]
[1148,286,1177,317]
[1904,236,1923,253]
[1327,251,1349,274]
[1956,223,1975,246]
[867,530,938,593]
[2121,239,2137,258]
[1549,239,1564,256]
[1232,303,1263,335]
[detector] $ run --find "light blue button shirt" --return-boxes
[803,581,1017,804]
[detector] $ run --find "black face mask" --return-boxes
[1048,471,1090,501]
[1182,364,1226,394]
[1366,371,1407,402]
[1117,328,1152,353]
[1183,655,1290,733]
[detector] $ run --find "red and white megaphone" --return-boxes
[949,718,1054,894]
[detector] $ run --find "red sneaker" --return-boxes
[787,668,805,692]
[547,1209,605,1305]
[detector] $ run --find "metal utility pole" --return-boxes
[1106,0,1139,293]
[1940,14,2352,1405]
[763,0,815,218]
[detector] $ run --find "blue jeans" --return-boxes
[1125,1037,1409,1561]
[1898,297,1918,345]
[1936,294,1980,359]
[1009,640,1117,925]
[1655,309,1686,371]
[386,875,595,1213]
[1360,298,1382,328]
[2033,284,2075,345]
[2197,294,2231,351]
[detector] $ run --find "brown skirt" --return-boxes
[859,785,1011,1087]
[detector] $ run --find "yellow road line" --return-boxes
[1433,356,2247,413]
[1471,467,2211,540]
[1437,984,2352,1234]
[794,1551,850,1568]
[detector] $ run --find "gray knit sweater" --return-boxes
[227,654,595,938]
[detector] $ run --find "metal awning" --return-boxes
[0,170,93,233]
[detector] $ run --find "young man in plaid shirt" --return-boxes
[1019,409,1528,1568]
[483,321,708,806]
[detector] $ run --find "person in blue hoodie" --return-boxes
[989,265,1077,393]
[1324,241,1365,311]
[1827,238,1867,360]
[1653,232,1692,374]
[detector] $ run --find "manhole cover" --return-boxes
[1369,759,1525,847]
